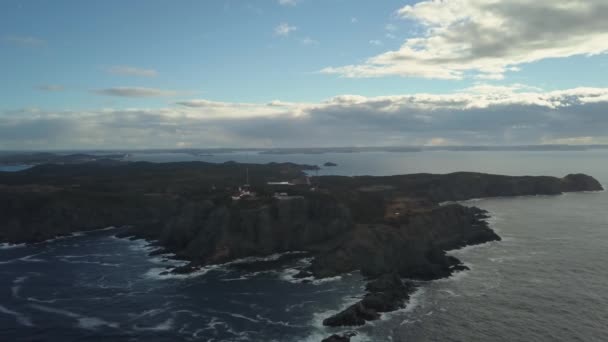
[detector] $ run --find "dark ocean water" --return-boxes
[1,151,607,341]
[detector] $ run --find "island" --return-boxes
[0,161,602,341]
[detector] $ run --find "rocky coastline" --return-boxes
[0,161,603,341]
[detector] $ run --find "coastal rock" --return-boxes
[321,334,352,342]
[308,204,498,279]
[323,273,415,327]
[560,173,604,192]
[324,162,338,167]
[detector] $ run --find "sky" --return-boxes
[2,0,608,149]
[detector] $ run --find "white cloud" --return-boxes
[106,65,158,77]
[274,23,297,37]
[323,0,608,79]
[4,86,608,148]
[94,87,178,98]
[301,37,319,46]
[369,40,383,46]
[278,0,297,6]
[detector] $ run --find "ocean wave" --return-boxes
[133,318,174,331]
[38,232,86,244]
[29,304,118,330]
[0,242,26,250]
[12,274,38,298]
[61,253,117,259]
[228,251,308,265]
[126,239,158,253]
[0,305,34,327]
[128,308,167,321]
[0,253,47,265]
[57,258,121,267]
[379,287,426,323]
[285,300,316,313]
[144,264,226,280]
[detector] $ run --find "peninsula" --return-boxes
[0,161,602,341]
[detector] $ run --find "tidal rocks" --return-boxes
[324,162,338,167]
[323,273,415,327]
[321,333,355,342]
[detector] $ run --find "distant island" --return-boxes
[3,145,608,165]
[0,161,603,341]
[0,152,127,166]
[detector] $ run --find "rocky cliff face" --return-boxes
[307,204,498,279]
[132,194,354,266]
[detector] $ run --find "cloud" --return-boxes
[385,24,397,32]
[274,23,297,37]
[106,65,158,77]
[4,86,608,149]
[36,85,64,92]
[301,37,319,46]
[2,35,46,47]
[323,0,608,79]
[278,0,297,6]
[94,87,178,98]
[369,40,383,46]
[300,37,319,46]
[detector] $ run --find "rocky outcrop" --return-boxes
[323,273,416,327]
[321,332,356,342]
[560,173,603,192]
[307,205,497,279]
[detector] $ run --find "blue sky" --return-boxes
[1,0,608,149]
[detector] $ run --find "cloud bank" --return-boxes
[3,86,608,149]
[323,0,608,79]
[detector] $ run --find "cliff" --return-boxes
[0,162,602,340]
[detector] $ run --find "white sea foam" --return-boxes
[85,226,119,233]
[19,254,46,263]
[29,304,118,330]
[61,253,116,259]
[0,253,47,265]
[78,317,119,330]
[0,242,26,250]
[228,251,308,265]
[58,258,121,267]
[0,305,34,327]
[127,239,158,253]
[133,318,174,331]
[38,232,86,244]
[285,300,317,312]
[381,287,426,322]
[12,275,34,298]
[144,264,226,280]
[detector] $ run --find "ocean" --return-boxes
[1,150,607,341]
